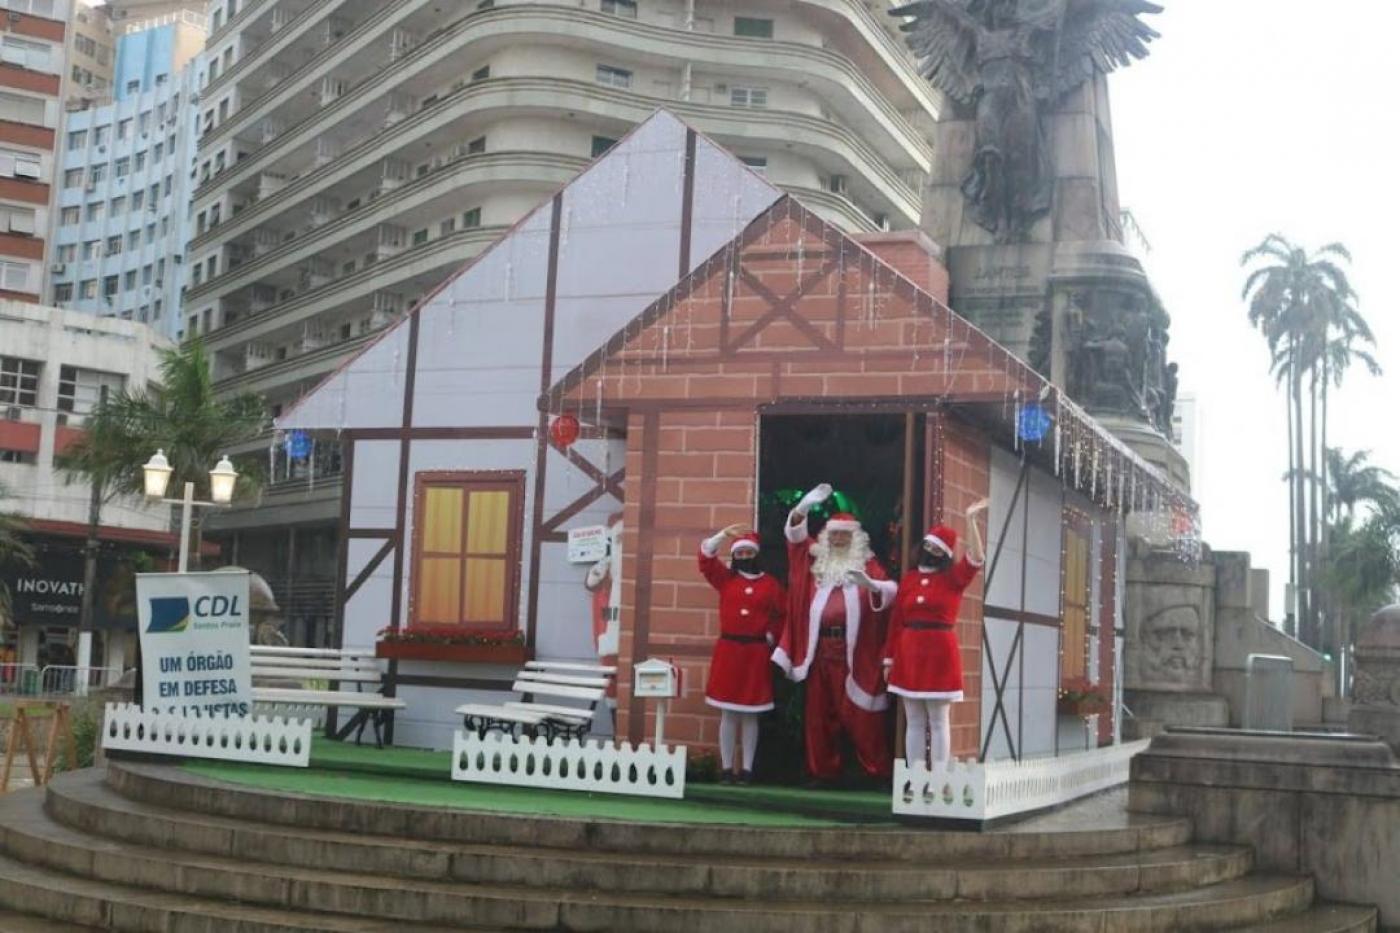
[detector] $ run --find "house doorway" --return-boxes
[756,412,927,582]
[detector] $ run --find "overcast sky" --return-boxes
[1109,0,1399,617]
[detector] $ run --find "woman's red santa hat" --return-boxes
[824,512,862,533]
[924,524,958,557]
[730,533,761,555]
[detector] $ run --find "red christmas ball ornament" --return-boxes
[549,413,581,448]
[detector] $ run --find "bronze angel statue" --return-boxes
[893,0,1162,242]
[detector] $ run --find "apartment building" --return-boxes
[61,0,113,108]
[46,10,203,337]
[0,0,72,301]
[189,0,940,643]
[0,300,172,678]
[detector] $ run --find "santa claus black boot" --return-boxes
[720,770,734,785]
[738,770,754,785]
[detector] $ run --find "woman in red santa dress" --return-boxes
[699,524,787,784]
[881,499,988,768]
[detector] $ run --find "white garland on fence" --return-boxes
[452,731,687,799]
[101,703,312,768]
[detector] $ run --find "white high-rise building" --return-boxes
[190,0,940,643]
[1170,392,1199,493]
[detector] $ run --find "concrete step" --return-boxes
[0,909,101,932]
[1228,903,1378,932]
[46,770,1253,903]
[0,787,1316,933]
[106,760,1195,861]
[0,851,482,932]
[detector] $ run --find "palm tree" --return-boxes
[1241,235,1362,646]
[0,482,35,625]
[57,340,267,571]
[1327,448,1398,523]
[1320,502,1400,687]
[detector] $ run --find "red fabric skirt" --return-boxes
[887,626,963,700]
[705,638,774,712]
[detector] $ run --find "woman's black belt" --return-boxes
[819,626,846,638]
[905,621,955,631]
[721,633,768,644]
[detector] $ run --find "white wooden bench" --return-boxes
[456,661,615,742]
[249,646,403,747]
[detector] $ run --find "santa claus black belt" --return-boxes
[905,621,955,631]
[721,633,767,644]
[818,626,846,639]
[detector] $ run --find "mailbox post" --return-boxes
[632,658,680,747]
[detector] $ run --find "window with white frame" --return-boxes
[0,204,36,235]
[79,279,96,299]
[0,260,31,293]
[53,282,72,302]
[730,86,768,108]
[67,129,86,150]
[0,0,57,17]
[0,147,41,179]
[60,206,79,224]
[55,243,74,262]
[0,355,40,408]
[601,0,637,16]
[0,92,45,126]
[57,365,124,424]
[63,168,82,187]
[1,36,51,72]
[595,64,632,88]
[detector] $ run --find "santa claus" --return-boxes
[882,501,987,768]
[699,524,786,784]
[774,483,897,781]
[583,513,624,705]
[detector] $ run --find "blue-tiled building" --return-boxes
[46,10,203,340]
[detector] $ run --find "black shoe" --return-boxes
[719,770,734,785]
[738,770,754,785]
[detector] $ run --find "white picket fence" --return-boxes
[101,703,312,768]
[893,739,1150,822]
[452,731,687,799]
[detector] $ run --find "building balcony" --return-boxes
[196,75,921,227]
[214,328,375,396]
[199,224,505,353]
[187,149,583,279]
[201,3,933,178]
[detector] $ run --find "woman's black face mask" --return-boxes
[732,555,761,575]
[918,547,952,572]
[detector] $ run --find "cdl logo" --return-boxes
[146,594,243,633]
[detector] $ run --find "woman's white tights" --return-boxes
[718,710,760,772]
[902,698,953,767]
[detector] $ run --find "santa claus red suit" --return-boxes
[583,514,623,703]
[699,528,785,783]
[883,510,986,767]
[774,484,896,781]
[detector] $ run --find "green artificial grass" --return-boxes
[180,737,896,828]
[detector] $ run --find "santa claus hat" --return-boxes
[825,512,861,533]
[924,524,957,557]
[729,533,761,556]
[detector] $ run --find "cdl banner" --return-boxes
[136,571,253,717]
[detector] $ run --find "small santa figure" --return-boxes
[775,484,896,781]
[699,524,786,784]
[882,499,988,768]
[583,513,624,706]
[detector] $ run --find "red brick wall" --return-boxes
[565,199,1037,759]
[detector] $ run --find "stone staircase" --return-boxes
[0,761,1378,932]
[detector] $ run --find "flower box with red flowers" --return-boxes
[1056,677,1109,717]
[374,627,529,663]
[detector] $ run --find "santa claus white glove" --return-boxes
[702,531,728,557]
[847,569,880,592]
[794,483,833,516]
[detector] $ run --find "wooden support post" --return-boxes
[1,701,76,792]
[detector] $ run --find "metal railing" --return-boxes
[0,664,124,698]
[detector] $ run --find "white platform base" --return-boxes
[893,739,1150,823]
[101,703,312,768]
[452,731,686,799]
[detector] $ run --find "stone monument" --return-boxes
[898,0,1187,487]
[1350,604,1400,753]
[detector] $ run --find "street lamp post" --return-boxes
[142,450,239,572]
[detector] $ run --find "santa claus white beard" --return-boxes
[810,529,873,589]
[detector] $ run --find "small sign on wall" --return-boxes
[136,571,253,718]
[567,525,609,564]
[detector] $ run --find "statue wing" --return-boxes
[890,1,982,107]
[1052,0,1163,98]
